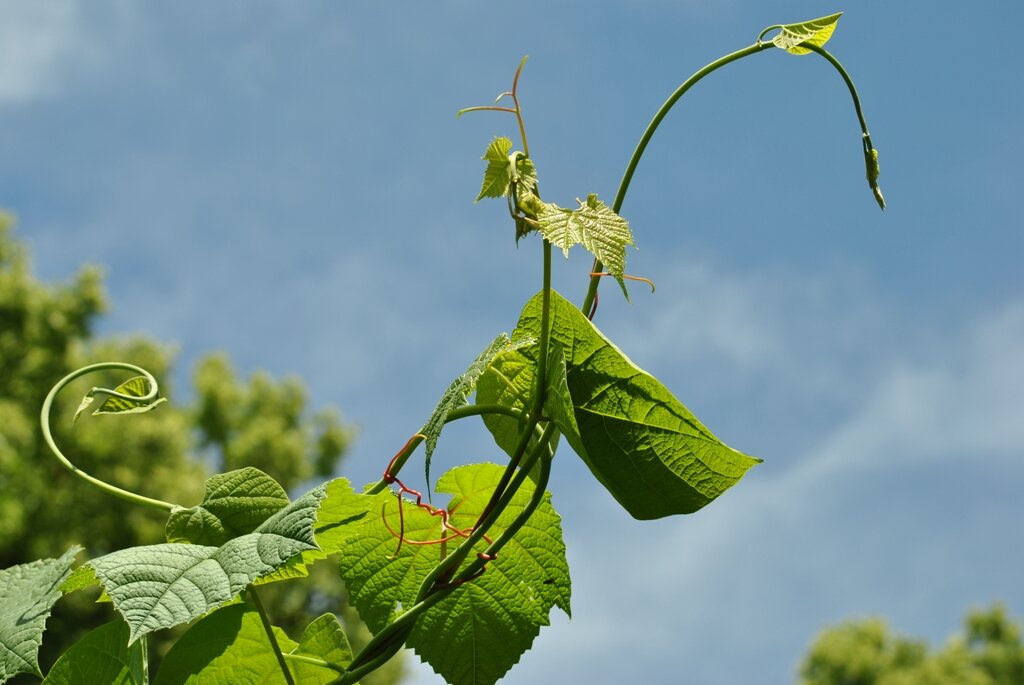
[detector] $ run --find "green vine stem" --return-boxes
[580,41,773,315]
[581,33,884,315]
[249,587,296,685]
[803,42,886,210]
[40,362,179,512]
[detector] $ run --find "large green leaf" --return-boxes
[89,486,327,642]
[0,547,80,683]
[41,620,144,685]
[337,463,570,685]
[475,339,575,478]
[771,13,842,55]
[494,290,760,519]
[165,467,291,546]
[154,604,349,685]
[536,194,635,296]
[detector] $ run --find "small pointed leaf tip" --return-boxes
[770,13,842,55]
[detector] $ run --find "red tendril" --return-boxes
[381,434,497,575]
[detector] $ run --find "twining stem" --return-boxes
[365,404,526,495]
[40,362,178,512]
[249,587,296,685]
[458,423,555,580]
[339,424,556,684]
[580,41,774,316]
[803,43,869,135]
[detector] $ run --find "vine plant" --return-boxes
[0,14,884,685]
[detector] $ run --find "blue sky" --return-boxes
[2,2,1022,683]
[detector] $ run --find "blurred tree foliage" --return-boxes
[0,213,403,684]
[798,605,1024,685]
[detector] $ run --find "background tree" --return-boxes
[797,605,1024,685]
[0,213,403,684]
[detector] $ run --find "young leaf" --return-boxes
[771,13,842,55]
[60,564,100,595]
[41,619,145,685]
[336,463,570,685]
[165,467,291,546]
[290,613,352,683]
[508,290,760,519]
[421,333,512,488]
[92,376,168,416]
[536,194,636,295]
[476,137,514,201]
[0,547,80,683]
[88,485,327,643]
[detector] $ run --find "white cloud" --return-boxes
[0,1,82,104]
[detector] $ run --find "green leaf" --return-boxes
[506,290,760,519]
[336,463,570,685]
[41,619,144,685]
[165,467,291,546]
[61,564,99,595]
[771,13,842,55]
[475,339,575,475]
[89,486,327,643]
[0,547,80,683]
[421,333,512,489]
[410,464,570,685]
[290,613,352,683]
[92,376,168,416]
[476,137,514,201]
[253,477,373,586]
[154,603,294,685]
[156,604,350,685]
[536,194,635,296]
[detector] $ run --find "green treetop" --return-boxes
[798,605,1024,685]
[0,212,403,685]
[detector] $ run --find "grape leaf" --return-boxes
[536,194,635,296]
[0,547,80,683]
[88,486,327,643]
[154,604,349,685]
[771,13,842,55]
[421,333,512,489]
[41,619,144,685]
[503,290,760,519]
[336,463,570,685]
[476,137,514,201]
[165,467,291,546]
